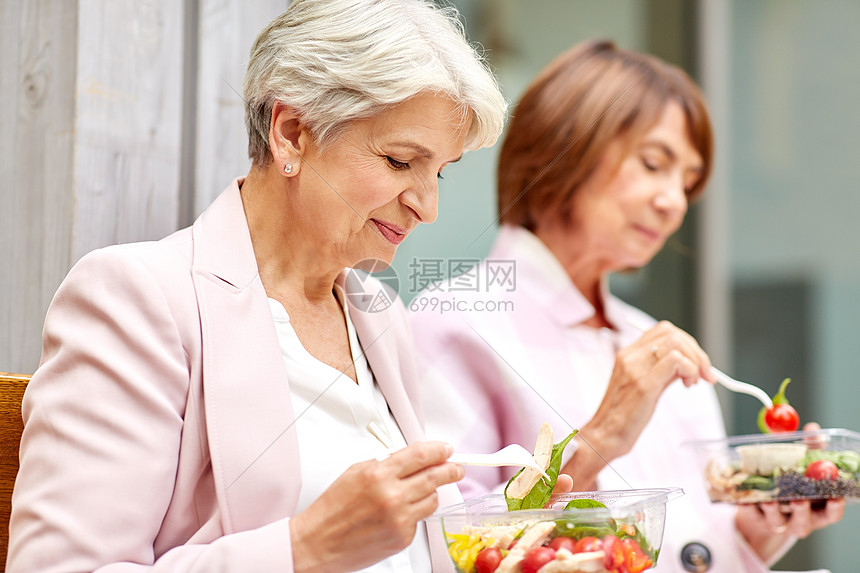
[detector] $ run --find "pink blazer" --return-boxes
[7,180,459,572]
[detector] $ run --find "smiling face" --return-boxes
[290,93,468,269]
[547,101,703,274]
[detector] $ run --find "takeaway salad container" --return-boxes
[427,488,683,573]
[686,428,860,505]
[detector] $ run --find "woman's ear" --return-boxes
[269,101,306,176]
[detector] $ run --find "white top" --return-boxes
[269,287,432,572]
[411,225,798,573]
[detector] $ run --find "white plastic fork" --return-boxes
[626,317,773,409]
[710,367,773,409]
[449,444,551,482]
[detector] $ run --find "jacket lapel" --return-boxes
[191,180,301,533]
[192,199,457,568]
[339,271,426,445]
[342,271,459,571]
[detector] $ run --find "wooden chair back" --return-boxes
[0,372,30,568]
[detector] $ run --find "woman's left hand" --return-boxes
[743,498,846,539]
[736,497,845,562]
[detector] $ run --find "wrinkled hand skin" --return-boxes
[563,321,715,490]
[736,498,846,561]
[289,441,463,572]
[736,422,847,562]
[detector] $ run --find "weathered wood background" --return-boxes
[1,0,289,373]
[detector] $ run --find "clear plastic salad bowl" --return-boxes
[427,488,683,573]
[686,428,860,504]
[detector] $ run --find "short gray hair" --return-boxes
[243,0,507,164]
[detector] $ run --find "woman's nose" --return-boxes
[653,174,688,216]
[401,177,439,224]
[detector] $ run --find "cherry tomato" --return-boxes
[602,536,626,572]
[548,537,575,553]
[621,538,653,573]
[475,547,503,573]
[521,546,556,573]
[805,459,839,480]
[765,403,800,433]
[573,536,603,553]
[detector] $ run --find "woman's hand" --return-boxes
[738,498,846,539]
[736,499,846,561]
[289,441,463,572]
[590,321,715,457]
[564,321,715,488]
[553,473,574,495]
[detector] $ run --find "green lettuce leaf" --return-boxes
[563,498,607,510]
[504,430,578,511]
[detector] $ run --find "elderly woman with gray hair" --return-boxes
[6,1,506,571]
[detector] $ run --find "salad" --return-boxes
[697,429,860,504]
[446,513,655,573]
[442,424,661,573]
[706,442,860,503]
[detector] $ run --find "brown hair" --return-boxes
[497,40,713,230]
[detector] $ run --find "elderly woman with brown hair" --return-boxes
[411,40,844,572]
[6,1,507,571]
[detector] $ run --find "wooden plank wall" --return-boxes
[0,0,289,374]
[73,0,184,261]
[194,1,287,213]
[1,0,79,377]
